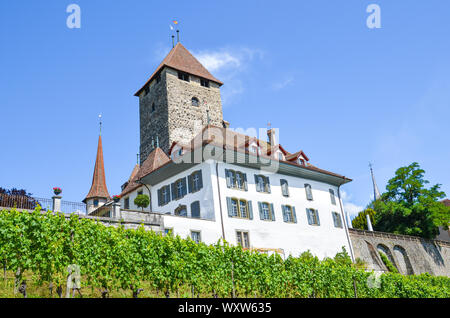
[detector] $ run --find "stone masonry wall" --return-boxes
[349,228,450,277]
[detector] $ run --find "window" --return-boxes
[280,179,289,197]
[137,190,143,196]
[225,169,247,190]
[250,146,258,154]
[178,71,190,82]
[144,85,150,96]
[158,185,171,206]
[191,97,199,106]
[124,197,130,209]
[191,231,201,243]
[191,201,200,218]
[94,199,99,207]
[171,178,187,200]
[175,205,187,217]
[306,208,320,226]
[188,170,203,193]
[298,158,305,166]
[282,205,297,223]
[226,198,253,219]
[258,202,275,221]
[200,78,210,88]
[329,189,336,205]
[255,175,271,193]
[236,231,250,248]
[151,103,156,113]
[305,184,313,201]
[156,73,161,83]
[164,228,173,236]
[332,212,343,228]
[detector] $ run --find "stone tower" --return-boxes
[135,42,224,163]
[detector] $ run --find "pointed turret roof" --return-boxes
[83,135,110,203]
[370,164,381,201]
[135,43,223,96]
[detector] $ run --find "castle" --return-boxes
[81,40,450,276]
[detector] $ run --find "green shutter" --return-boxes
[247,201,253,220]
[198,171,203,189]
[254,175,260,192]
[306,208,313,225]
[316,210,320,225]
[157,188,162,206]
[266,177,271,193]
[171,183,176,200]
[243,173,248,191]
[188,175,193,193]
[225,169,231,188]
[258,202,264,220]
[281,205,287,222]
[226,197,233,217]
[270,203,275,221]
[292,206,297,223]
[182,178,187,196]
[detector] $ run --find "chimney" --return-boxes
[267,128,277,146]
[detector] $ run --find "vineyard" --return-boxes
[0,208,449,298]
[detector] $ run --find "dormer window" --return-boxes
[191,97,199,107]
[278,152,284,161]
[178,71,190,82]
[200,78,210,87]
[250,146,258,154]
[298,158,305,165]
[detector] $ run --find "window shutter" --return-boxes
[316,210,320,225]
[247,201,253,220]
[254,175,260,192]
[171,183,176,200]
[243,173,248,191]
[182,178,187,196]
[188,175,193,193]
[198,171,203,190]
[305,184,313,200]
[226,197,233,217]
[281,205,287,222]
[329,189,336,205]
[306,208,313,225]
[157,189,162,206]
[225,169,231,188]
[191,201,200,218]
[292,206,297,223]
[270,203,275,221]
[267,177,271,193]
[258,202,264,220]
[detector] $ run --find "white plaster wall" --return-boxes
[120,186,150,212]
[145,160,353,260]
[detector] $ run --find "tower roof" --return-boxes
[135,43,223,96]
[83,135,110,203]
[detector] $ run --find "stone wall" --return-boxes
[139,66,224,161]
[349,228,450,277]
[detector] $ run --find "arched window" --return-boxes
[191,97,199,107]
[175,205,187,217]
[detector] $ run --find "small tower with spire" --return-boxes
[83,116,110,214]
[369,163,381,202]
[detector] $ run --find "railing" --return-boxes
[0,194,87,215]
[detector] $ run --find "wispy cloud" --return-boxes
[272,76,294,91]
[193,47,263,105]
[341,190,364,220]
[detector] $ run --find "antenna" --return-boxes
[176,30,180,43]
[171,35,175,48]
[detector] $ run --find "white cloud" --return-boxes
[194,51,241,73]
[272,76,294,91]
[341,190,364,220]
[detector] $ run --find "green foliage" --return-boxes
[0,208,449,298]
[134,194,150,212]
[374,162,450,239]
[352,208,376,230]
[379,253,398,273]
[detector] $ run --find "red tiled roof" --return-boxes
[137,147,171,179]
[442,199,450,207]
[119,164,142,197]
[83,135,110,202]
[135,43,223,96]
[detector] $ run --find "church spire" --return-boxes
[369,163,381,202]
[83,132,110,203]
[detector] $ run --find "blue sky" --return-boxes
[1,1,449,218]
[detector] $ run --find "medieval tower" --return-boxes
[135,42,225,163]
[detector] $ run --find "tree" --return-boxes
[373,162,449,239]
[352,208,376,230]
[134,194,150,212]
